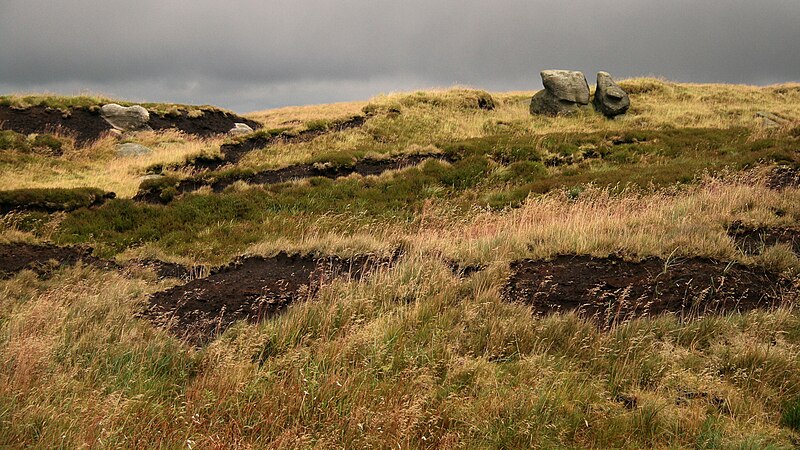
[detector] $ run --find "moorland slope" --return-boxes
[0,79,799,448]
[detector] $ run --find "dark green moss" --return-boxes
[781,398,800,432]
[0,130,29,151]
[483,188,531,210]
[0,131,67,155]
[441,135,541,162]
[501,161,548,183]
[250,127,294,140]
[304,119,333,132]
[397,90,495,110]
[31,134,64,153]
[209,168,258,184]
[138,176,180,193]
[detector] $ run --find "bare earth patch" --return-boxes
[728,222,800,255]
[0,242,192,280]
[504,255,795,326]
[0,242,114,278]
[767,165,800,190]
[134,152,449,203]
[0,105,260,145]
[142,252,390,345]
[0,105,111,145]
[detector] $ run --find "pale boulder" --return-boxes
[116,143,152,157]
[229,123,254,136]
[100,104,151,131]
[593,72,630,118]
[530,70,591,116]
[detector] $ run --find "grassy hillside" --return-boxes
[1,79,799,448]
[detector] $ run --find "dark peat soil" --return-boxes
[504,254,794,326]
[142,252,390,345]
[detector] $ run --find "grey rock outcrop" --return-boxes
[100,104,151,131]
[593,72,630,118]
[530,70,591,116]
[116,143,152,157]
[542,70,591,104]
[756,111,789,128]
[139,174,164,183]
[229,123,254,136]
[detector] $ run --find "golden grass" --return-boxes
[3,79,798,193]
[0,131,223,198]
[237,79,800,170]
[2,242,796,447]
[349,79,799,133]
[242,172,800,276]
[245,100,370,129]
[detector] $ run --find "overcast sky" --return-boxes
[1,0,798,112]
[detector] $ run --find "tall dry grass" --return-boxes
[0,130,223,197]
[1,230,797,447]
[243,172,800,276]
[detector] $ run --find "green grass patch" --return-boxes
[0,130,66,154]
[304,119,335,132]
[781,398,800,432]
[0,130,29,151]
[56,157,495,259]
[458,127,798,209]
[309,150,362,168]
[58,127,800,256]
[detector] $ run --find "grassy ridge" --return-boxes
[53,127,799,261]
[0,187,111,214]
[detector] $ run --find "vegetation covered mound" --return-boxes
[0,130,66,155]
[0,187,114,214]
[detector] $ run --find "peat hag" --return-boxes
[134,153,450,203]
[728,222,800,255]
[0,105,260,144]
[184,114,368,171]
[504,255,794,326]
[0,188,115,214]
[0,242,115,278]
[142,252,391,345]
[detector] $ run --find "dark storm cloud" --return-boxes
[1,0,798,112]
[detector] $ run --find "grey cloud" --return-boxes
[1,0,798,112]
